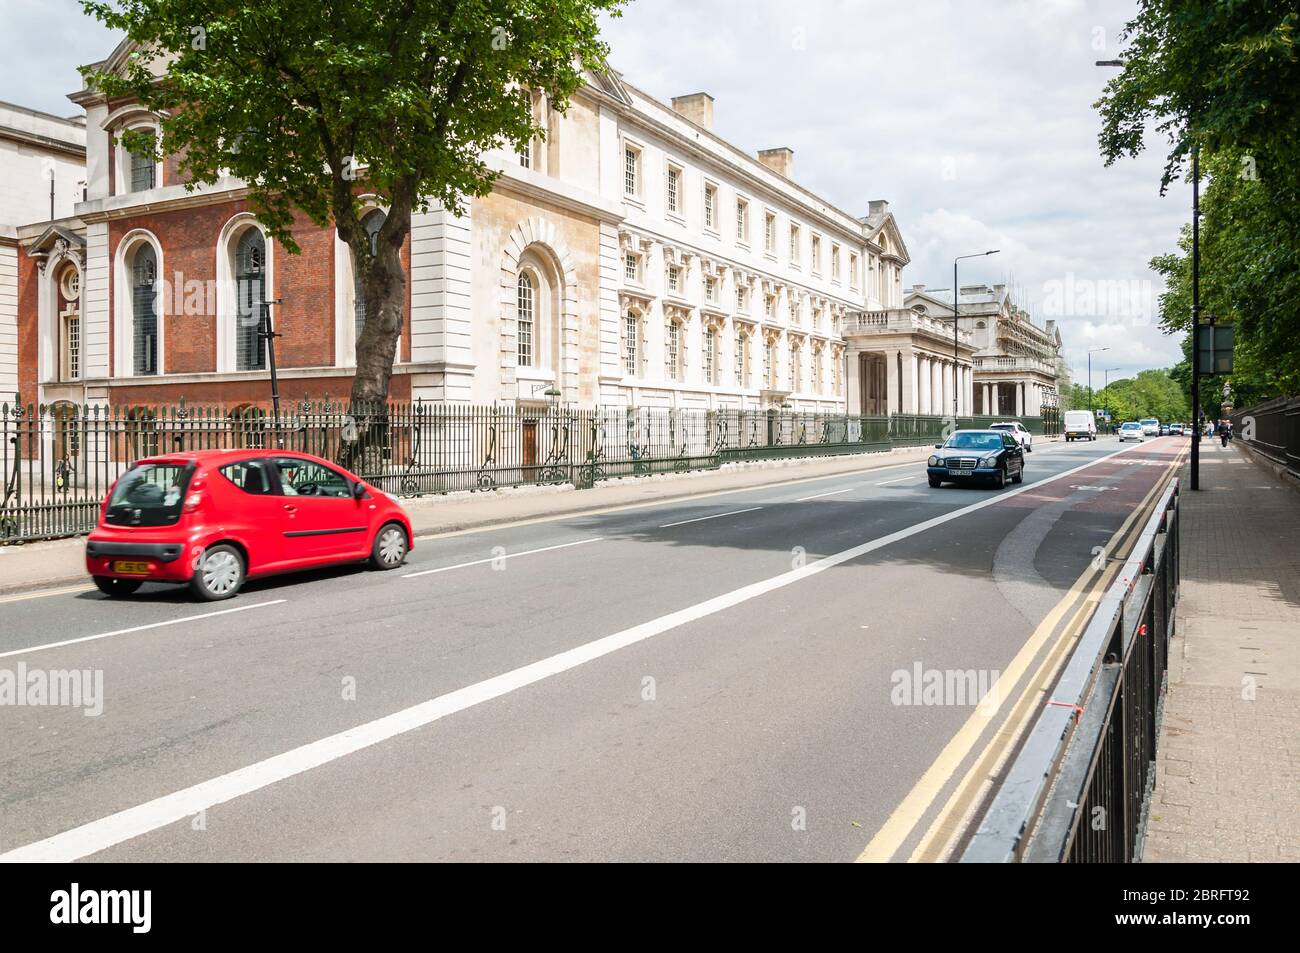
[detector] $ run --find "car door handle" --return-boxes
[283,504,297,513]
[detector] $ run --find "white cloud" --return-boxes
[600,0,1188,379]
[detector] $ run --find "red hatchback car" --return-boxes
[85,450,413,600]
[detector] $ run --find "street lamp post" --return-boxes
[260,298,284,447]
[1102,366,1121,432]
[1098,56,1200,487]
[953,250,999,418]
[1087,347,1109,413]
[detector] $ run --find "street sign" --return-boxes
[1196,324,1234,375]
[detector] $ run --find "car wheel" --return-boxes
[992,466,1006,489]
[370,522,408,570]
[190,544,245,601]
[1012,464,1024,484]
[93,576,143,598]
[928,476,943,488]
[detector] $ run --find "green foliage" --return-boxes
[1095,1,1300,406]
[1093,369,1189,425]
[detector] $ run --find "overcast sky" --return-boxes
[0,0,1188,385]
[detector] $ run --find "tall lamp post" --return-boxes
[1087,347,1109,413]
[1099,56,1200,487]
[953,250,999,417]
[1102,366,1121,432]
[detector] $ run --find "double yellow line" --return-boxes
[857,443,1187,863]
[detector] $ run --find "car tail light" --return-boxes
[184,490,204,513]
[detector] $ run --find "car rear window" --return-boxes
[105,462,195,527]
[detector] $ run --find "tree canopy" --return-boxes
[1094,1,1300,406]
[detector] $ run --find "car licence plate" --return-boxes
[112,560,151,575]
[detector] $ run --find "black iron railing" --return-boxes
[1231,396,1300,478]
[1,399,1059,545]
[962,478,1180,863]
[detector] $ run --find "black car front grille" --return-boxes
[947,457,980,469]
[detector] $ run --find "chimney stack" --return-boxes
[868,199,890,218]
[757,147,794,179]
[671,93,714,131]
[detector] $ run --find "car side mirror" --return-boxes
[352,481,367,499]
[934,443,943,449]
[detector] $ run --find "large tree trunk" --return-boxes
[341,228,406,474]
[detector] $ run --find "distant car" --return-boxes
[1169,423,1184,435]
[1159,424,1171,436]
[989,421,1033,452]
[85,449,413,601]
[927,429,1025,489]
[1063,409,1098,442]
[1139,418,1160,436]
[1118,422,1145,443]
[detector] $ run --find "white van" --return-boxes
[1063,410,1098,442]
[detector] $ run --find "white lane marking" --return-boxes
[0,601,287,661]
[0,441,1144,864]
[658,507,763,529]
[410,455,938,542]
[402,537,603,578]
[875,476,915,487]
[795,487,858,502]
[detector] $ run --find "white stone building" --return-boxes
[904,283,1062,417]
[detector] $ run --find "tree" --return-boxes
[1094,1,1300,405]
[81,0,625,425]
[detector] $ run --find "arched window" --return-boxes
[353,209,386,346]
[131,244,158,375]
[517,273,535,367]
[58,265,81,381]
[235,229,266,371]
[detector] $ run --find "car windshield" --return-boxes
[990,424,1013,431]
[1140,419,1157,426]
[943,432,1003,451]
[1121,423,1140,430]
[105,462,195,526]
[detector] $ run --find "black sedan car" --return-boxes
[927,429,1025,488]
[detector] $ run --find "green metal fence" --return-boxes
[1,399,1058,544]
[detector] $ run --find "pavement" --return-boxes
[0,434,1193,862]
[0,444,949,597]
[1141,438,1300,863]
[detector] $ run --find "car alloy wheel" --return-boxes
[371,523,408,570]
[191,544,244,601]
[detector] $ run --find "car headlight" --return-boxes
[981,455,1000,467]
[928,455,940,466]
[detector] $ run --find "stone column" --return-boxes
[846,349,862,415]
[918,355,929,414]
[902,348,917,415]
[885,349,901,417]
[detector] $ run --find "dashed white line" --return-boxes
[0,600,288,660]
[795,487,858,502]
[402,537,604,578]
[875,476,915,487]
[658,507,763,528]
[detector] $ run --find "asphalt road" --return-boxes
[0,435,1187,862]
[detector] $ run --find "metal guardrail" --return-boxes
[1231,396,1300,478]
[962,477,1180,863]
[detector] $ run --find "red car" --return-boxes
[85,449,413,600]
